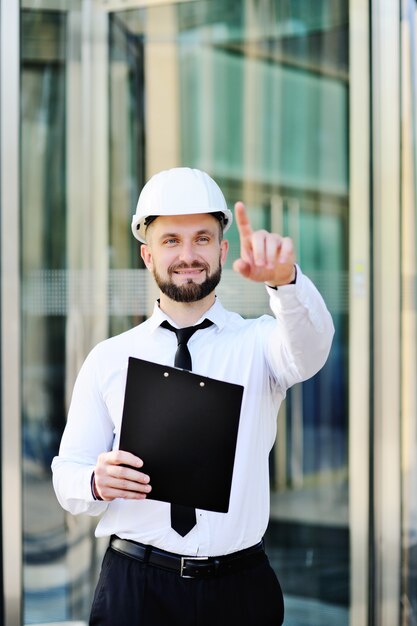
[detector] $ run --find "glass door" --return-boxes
[18,1,354,624]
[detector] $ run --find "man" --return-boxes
[52,167,334,626]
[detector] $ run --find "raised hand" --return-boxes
[232,201,296,286]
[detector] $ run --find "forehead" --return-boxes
[147,213,220,238]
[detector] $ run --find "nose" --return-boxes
[178,240,196,264]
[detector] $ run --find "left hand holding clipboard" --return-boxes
[93,450,152,501]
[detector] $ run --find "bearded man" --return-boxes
[52,167,334,626]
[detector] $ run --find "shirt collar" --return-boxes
[148,296,228,333]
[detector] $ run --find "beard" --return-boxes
[153,258,222,303]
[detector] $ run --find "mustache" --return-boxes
[168,260,210,275]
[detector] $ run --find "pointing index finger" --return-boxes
[234,201,253,241]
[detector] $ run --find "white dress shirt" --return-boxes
[52,267,334,557]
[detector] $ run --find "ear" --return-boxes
[220,239,229,266]
[140,244,153,271]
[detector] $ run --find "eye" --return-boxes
[163,237,179,246]
[196,235,210,244]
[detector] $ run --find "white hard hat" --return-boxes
[131,167,233,243]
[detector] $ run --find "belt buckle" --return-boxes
[180,556,209,578]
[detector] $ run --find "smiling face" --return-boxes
[140,213,229,303]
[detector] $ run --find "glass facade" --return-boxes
[0,0,413,624]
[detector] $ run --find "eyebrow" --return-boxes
[159,228,216,240]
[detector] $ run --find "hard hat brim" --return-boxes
[131,207,233,243]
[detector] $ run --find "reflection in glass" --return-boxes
[21,9,94,623]
[109,13,146,336]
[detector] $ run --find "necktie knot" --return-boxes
[176,326,199,347]
[161,319,213,355]
[161,318,213,373]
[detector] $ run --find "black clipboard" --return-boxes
[119,357,243,513]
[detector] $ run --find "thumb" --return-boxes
[233,258,251,278]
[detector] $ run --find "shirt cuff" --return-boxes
[265,264,299,294]
[91,471,103,501]
[265,265,297,290]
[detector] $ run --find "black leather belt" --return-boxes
[110,536,265,579]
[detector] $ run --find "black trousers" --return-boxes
[89,545,284,626]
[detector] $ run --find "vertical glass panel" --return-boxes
[109,13,146,336]
[112,2,349,624]
[21,7,94,624]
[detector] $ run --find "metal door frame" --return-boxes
[349,1,371,623]
[370,2,402,626]
[1,1,22,624]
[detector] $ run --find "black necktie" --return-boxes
[161,318,213,536]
